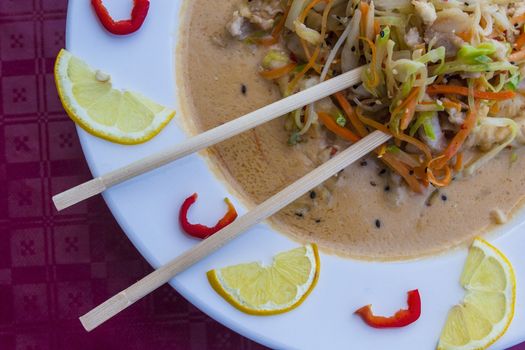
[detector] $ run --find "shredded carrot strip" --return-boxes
[377,144,387,158]
[489,101,500,115]
[427,85,516,101]
[382,153,422,193]
[289,49,321,91]
[260,63,297,80]
[392,87,419,117]
[512,12,525,25]
[331,102,423,191]
[359,36,379,88]
[342,106,425,192]
[516,31,525,50]
[397,133,432,162]
[360,2,369,37]
[317,111,360,142]
[454,152,463,172]
[510,48,525,62]
[442,98,462,111]
[318,1,332,49]
[373,19,381,36]
[299,0,325,22]
[334,92,368,137]
[456,30,472,42]
[356,108,432,161]
[299,39,323,73]
[394,137,402,147]
[301,38,312,60]
[427,165,452,187]
[288,0,331,91]
[431,101,480,169]
[256,0,292,46]
[399,87,420,131]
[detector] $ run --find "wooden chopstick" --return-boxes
[79,130,391,331]
[52,66,365,211]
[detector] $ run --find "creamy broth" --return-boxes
[177,0,525,260]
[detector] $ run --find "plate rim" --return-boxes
[64,1,525,349]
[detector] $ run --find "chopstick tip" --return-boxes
[52,178,106,211]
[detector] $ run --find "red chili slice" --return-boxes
[91,0,150,35]
[179,193,238,239]
[355,289,421,328]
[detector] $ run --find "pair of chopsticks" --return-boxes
[54,66,391,331]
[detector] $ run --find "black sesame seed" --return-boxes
[409,170,414,175]
[379,169,386,175]
[351,46,356,52]
[360,160,368,166]
[315,219,321,223]
[241,84,247,95]
[310,191,317,199]
[380,30,385,38]
[370,181,377,187]
[441,194,448,201]
[384,185,390,192]
[352,84,359,89]
[375,219,381,228]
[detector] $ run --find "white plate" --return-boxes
[65,1,525,349]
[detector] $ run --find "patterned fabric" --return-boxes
[0,1,523,350]
[0,1,267,349]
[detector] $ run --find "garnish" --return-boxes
[207,244,320,315]
[355,289,421,328]
[179,193,238,239]
[437,238,515,350]
[91,0,150,35]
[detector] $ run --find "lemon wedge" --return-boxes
[438,237,516,350]
[54,49,175,144]
[207,244,320,315]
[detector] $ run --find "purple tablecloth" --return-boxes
[0,1,522,349]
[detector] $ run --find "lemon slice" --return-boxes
[54,49,175,144]
[438,237,516,350]
[207,244,320,315]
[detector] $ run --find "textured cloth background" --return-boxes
[0,0,266,349]
[0,1,522,349]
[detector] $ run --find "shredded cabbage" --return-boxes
[230,0,525,192]
[463,117,518,176]
[293,20,322,44]
[285,0,309,30]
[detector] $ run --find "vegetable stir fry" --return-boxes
[227,0,525,193]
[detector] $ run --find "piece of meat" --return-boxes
[424,28,464,57]
[423,8,470,57]
[497,94,525,119]
[469,123,513,152]
[227,0,283,39]
[446,108,465,125]
[405,27,422,48]
[431,8,472,34]
[228,11,249,39]
[514,116,525,144]
[467,106,519,151]
[227,0,284,40]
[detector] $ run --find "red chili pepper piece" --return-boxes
[91,0,150,35]
[355,289,421,328]
[179,193,238,239]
